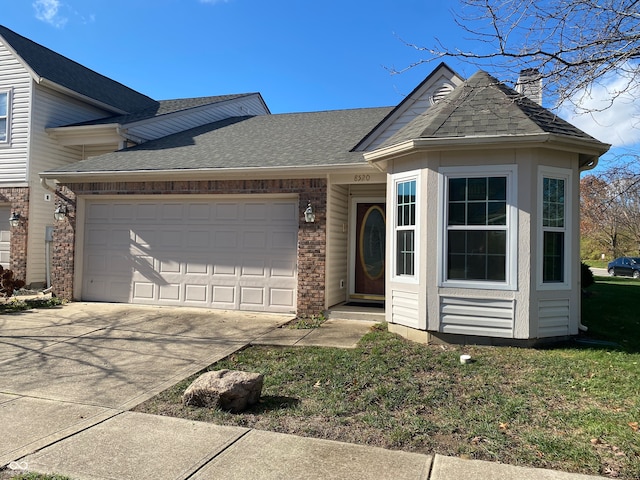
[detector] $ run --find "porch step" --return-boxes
[325,304,386,322]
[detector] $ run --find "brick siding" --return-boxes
[53,179,327,315]
[0,187,30,282]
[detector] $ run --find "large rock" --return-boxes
[182,369,264,413]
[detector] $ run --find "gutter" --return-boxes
[39,162,379,183]
[364,133,610,164]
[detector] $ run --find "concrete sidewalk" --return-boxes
[1,303,606,479]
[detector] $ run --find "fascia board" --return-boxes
[46,124,123,146]
[365,133,610,163]
[39,162,376,183]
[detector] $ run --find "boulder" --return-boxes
[182,369,264,413]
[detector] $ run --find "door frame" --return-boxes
[349,196,385,300]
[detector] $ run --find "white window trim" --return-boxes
[0,89,10,145]
[537,166,572,290]
[438,164,518,291]
[390,171,420,284]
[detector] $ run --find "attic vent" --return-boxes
[429,83,455,105]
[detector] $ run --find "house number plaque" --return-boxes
[353,174,371,182]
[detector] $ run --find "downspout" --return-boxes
[40,177,56,193]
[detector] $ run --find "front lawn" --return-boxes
[134,278,640,479]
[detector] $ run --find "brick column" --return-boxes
[51,187,76,300]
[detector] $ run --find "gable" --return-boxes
[353,62,464,152]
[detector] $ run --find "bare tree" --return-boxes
[396,0,640,110]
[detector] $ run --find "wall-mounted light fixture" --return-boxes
[53,205,67,221]
[9,212,20,227]
[304,202,315,223]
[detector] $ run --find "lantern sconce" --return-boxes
[53,205,67,221]
[8,212,20,227]
[304,202,315,223]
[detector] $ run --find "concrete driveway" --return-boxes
[0,302,291,466]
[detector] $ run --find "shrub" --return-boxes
[581,262,595,289]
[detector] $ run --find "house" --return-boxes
[3,25,610,345]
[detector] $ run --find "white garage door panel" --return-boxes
[83,198,298,313]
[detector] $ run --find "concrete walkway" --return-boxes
[1,303,605,479]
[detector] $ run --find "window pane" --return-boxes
[467,178,486,201]
[467,202,486,225]
[449,203,465,225]
[487,201,506,225]
[487,231,506,254]
[449,178,466,201]
[0,93,6,116]
[448,231,466,254]
[543,231,564,282]
[0,119,5,142]
[488,177,506,200]
[467,254,487,279]
[487,255,506,281]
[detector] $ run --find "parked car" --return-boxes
[607,257,640,278]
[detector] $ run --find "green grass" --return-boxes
[582,259,609,269]
[583,276,640,351]
[135,280,640,479]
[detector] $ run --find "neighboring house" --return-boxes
[5,25,611,345]
[0,25,269,286]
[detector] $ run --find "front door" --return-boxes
[353,202,385,298]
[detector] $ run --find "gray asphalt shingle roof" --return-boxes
[46,107,394,174]
[0,25,156,113]
[381,70,601,148]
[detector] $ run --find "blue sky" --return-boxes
[3,0,639,166]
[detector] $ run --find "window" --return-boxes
[440,166,517,289]
[0,91,9,143]
[394,177,417,277]
[540,172,569,285]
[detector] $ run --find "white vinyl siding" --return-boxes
[126,94,269,142]
[440,296,514,337]
[26,84,114,284]
[0,40,31,184]
[326,183,349,307]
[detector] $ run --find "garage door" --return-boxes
[82,198,298,313]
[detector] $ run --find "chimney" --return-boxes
[515,68,542,105]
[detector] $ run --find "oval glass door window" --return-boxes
[359,205,385,280]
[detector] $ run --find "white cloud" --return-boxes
[559,67,640,148]
[33,0,68,28]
